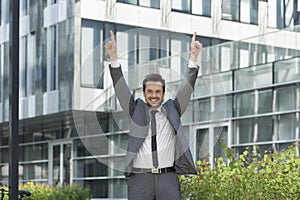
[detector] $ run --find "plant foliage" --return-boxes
[0,182,91,200]
[180,144,300,200]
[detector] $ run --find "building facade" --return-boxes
[0,0,300,199]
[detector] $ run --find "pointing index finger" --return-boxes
[110,30,115,43]
[192,32,196,42]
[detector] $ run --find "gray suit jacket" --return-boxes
[109,66,198,176]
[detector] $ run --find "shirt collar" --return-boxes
[149,106,167,116]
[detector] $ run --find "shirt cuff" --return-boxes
[110,59,120,68]
[187,59,198,68]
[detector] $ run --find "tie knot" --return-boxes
[151,110,158,116]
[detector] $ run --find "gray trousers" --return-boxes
[127,172,181,200]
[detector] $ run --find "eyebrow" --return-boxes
[146,88,162,92]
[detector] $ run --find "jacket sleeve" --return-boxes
[109,65,135,115]
[173,66,199,116]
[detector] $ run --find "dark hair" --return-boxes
[142,73,165,92]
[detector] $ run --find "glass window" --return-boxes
[28,33,36,96]
[114,25,138,70]
[0,45,2,103]
[182,102,193,124]
[257,89,272,114]
[194,98,211,122]
[20,36,28,97]
[159,31,171,67]
[117,0,137,5]
[81,20,103,88]
[240,0,258,24]
[213,126,228,165]
[0,1,2,26]
[22,162,48,181]
[284,0,296,27]
[214,95,232,119]
[274,57,300,83]
[221,45,231,71]
[110,112,129,132]
[275,114,299,141]
[234,89,272,117]
[194,72,232,98]
[234,91,254,117]
[238,42,250,68]
[76,179,126,199]
[275,85,297,112]
[21,0,28,16]
[111,179,127,198]
[0,147,8,163]
[222,0,239,21]
[108,134,128,154]
[74,136,108,157]
[80,180,108,198]
[238,41,279,68]
[172,0,191,12]
[268,0,284,28]
[196,128,209,159]
[234,117,273,144]
[234,63,272,90]
[47,25,57,91]
[192,0,211,16]
[73,158,108,177]
[170,33,189,75]
[20,144,48,162]
[138,29,159,64]
[139,0,160,8]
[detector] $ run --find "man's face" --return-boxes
[143,81,165,109]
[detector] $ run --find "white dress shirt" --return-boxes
[133,107,176,169]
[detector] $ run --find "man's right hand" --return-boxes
[105,30,118,61]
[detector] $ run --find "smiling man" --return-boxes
[105,30,202,200]
[142,73,165,109]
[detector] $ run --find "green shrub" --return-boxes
[1,182,91,200]
[180,144,300,200]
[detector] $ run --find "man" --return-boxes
[105,30,202,200]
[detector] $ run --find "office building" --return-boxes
[0,0,299,199]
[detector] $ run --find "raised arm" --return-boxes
[174,32,202,116]
[105,30,135,115]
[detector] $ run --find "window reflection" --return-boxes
[139,0,160,8]
[234,89,272,117]
[234,117,273,144]
[240,0,258,24]
[276,85,297,112]
[0,45,1,103]
[234,63,272,90]
[274,57,300,83]
[47,25,57,91]
[81,20,103,88]
[117,0,137,5]
[192,0,211,16]
[172,0,190,12]
[20,36,28,97]
[117,0,160,8]
[222,0,239,21]
[275,114,298,141]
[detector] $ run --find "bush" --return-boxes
[1,182,91,200]
[180,144,300,200]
